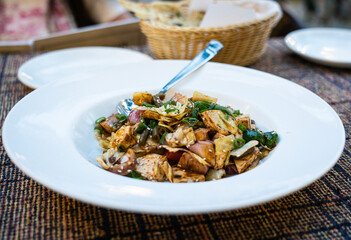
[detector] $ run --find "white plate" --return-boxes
[17,47,153,89]
[3,60,345,214]
[285,28,351,68]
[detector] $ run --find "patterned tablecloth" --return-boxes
[0,38,350,239]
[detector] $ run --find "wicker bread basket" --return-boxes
[140,13,278,66]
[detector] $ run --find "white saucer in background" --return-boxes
[17,47,153,89]
[285,28,351,68]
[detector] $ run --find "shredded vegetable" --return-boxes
[94,91,278,182]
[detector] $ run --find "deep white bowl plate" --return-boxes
[3,60,345,214]
[285,28,351,68]
[17,46,153,88]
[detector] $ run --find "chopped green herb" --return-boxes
[94,126,104,134]
[182,119,193,128]
[136,122,147,134]
[187,99,194,109]
[187,117,199,123]
[195,101,212,113]
[117,144,126,152]
[243,129,265,145]
[233,110,241,116]
[264,131,278,148]
[182,117,201,129]
[164,100,176,108]
[142,102,158,108]
[159,132,168,145]
[116,114,127,122]
[234,138,246,148]
[192,101,238,118]
[238,124,247,132]
[208,103,216,110]
[128,171,144,180]
[213,105,234,117]
[139,129,150,146]
[148,120,158,129]
[165,108,178,113]
[191,108,198,118]
[95,117,106,124]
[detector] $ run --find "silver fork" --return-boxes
[116,40,223,116]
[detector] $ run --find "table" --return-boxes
[0,38,350,239]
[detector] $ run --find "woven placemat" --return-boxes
[0,39,350,239]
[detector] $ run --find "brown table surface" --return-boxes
[0,38,350,239]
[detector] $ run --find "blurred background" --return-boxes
[70,0,351,30]
[279,0,351,28]
[0,0,350,51]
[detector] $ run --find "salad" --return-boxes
[94,91,278,183]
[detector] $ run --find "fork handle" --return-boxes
[158,40,223,95]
